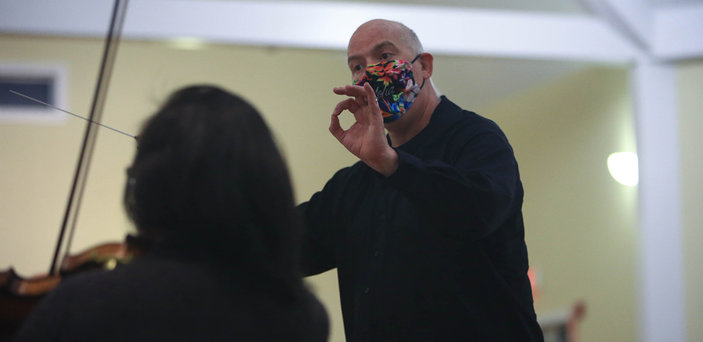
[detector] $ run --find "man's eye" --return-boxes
[381,53,391,59]
[352,64,363,71]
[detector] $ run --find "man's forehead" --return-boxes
[347,40,401,60]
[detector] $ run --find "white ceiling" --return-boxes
[253,0,703,13]
[263,0,589,13]
[646,0,703,7]
[1,0,701,109]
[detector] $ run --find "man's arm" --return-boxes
[387,130,521,241]
[297,175,345,276]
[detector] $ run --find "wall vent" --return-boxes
[0,64,67,123]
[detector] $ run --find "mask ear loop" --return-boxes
[410,78,427,98]
[410,54,427,96]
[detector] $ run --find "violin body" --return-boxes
[59,241,133,275]
[0,269,60,340]
[0,240,138,341]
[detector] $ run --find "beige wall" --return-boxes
[2,33,699,342]
[0,34,352,342]
[481,66,638,341]
[678,59,703,342]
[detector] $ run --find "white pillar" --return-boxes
[632,58,685,342]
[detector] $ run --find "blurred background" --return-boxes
[1,1,701,341]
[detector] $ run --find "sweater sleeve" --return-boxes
[297,168,353,276]
[386,130,521,241]
[298,200,337,276]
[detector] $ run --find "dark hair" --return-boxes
[124,85,302,295]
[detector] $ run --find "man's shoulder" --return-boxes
[437,96,505,136]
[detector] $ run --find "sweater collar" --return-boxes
[391,96,463,152]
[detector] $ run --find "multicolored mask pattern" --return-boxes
[354,55,424,123]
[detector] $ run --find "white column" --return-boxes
[632,58,685,342]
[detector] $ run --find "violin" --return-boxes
[0,241,137,341]
[0,1,133,340]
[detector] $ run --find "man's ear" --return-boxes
[419,52,434,79]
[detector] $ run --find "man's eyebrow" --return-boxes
[347,41,398,64]
[373,41,397,52]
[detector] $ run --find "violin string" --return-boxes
[9,90,137,140]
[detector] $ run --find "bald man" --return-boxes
[300,19,543,341]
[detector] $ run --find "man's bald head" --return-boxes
[349,19,424,55]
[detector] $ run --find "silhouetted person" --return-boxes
[15,85,329,342]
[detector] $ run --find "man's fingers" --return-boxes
[333,98,360,117]
[330,98,360,141]
[343,83,379,109]
[332,85,362,96]
[329,112,344,141]
[363,83,377,104]
[332,86,349,95]
[333,84,379,115]
[331,84,381,130]
[333,84,373,99]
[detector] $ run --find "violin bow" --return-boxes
[9,90,136,140]
[50,0,129,275]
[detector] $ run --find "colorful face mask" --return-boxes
[354,54,425,123]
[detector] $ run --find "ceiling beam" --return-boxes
[0,0,639,63]
[653,3,703,61]
[577,0,652,51]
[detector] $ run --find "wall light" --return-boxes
[607,152,638,186]
[168,37,207,50]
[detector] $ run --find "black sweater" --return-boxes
[300,96,543,341]
[15,253,329,342]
